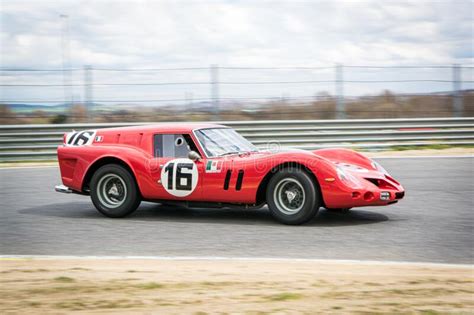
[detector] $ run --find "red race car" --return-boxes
[56,123,404,225]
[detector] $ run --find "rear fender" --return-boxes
[81,156,139,194]
[58,145,148,194]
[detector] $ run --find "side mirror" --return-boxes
[188,150,201,162]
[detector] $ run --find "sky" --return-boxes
[0,0,473,106]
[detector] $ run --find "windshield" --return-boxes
[195,128,258,157]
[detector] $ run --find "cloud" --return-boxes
[0,0,472,102]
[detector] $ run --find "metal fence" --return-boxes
[0,117,473,161]
[2,64,473,121]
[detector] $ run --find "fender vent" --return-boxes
[236,170,244,191]
[223,170,232,190]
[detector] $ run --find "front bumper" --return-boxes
[322,172,405,209]
[330,188,404,208]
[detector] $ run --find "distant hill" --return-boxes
[3,103,73,113]
[2,101,222,113]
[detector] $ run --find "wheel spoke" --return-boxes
[273,178,305,215]
[97,174,127,209]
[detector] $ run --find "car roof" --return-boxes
[96,122,228,134]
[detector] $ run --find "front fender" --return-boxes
[313,148,375,170]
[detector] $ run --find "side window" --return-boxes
[154,134,198,158]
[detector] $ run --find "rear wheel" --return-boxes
[90,164,141,218]
[266,168,320,225]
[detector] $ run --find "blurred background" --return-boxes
[0,0,473,124]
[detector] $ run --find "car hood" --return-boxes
[247,147,384,176]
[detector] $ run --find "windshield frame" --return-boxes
[192,127,258,158]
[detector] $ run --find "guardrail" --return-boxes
[0,117,473,161]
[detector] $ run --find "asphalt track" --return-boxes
[0,157,472,264]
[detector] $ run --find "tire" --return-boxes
[266,168,320,225]
[90,164,141,218]
[326,207,351,214]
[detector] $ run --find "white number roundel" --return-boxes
[161,158,198,197]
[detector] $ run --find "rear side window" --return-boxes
[154,134,198,158]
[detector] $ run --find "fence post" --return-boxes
[185,92,194,116]
[452,64,463,117]
[84,65,93,122]
[335,63,345,119]
[60,14,74,106]
[210,64,220,120]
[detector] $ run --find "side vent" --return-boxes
[223,170,232,190]
[236,170,244,191]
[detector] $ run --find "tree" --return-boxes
[0,105,16,124]
[50,114,68,124]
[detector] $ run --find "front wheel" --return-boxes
[266,168,320,225]
[90,164,141,218]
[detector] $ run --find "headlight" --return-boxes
[336,166,361,187]
[371,161,388,174]
[336,166,349,181]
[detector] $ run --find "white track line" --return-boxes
[373,155,473,159]
[0,255,471,268]
[0,165,58,170]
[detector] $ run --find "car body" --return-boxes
[56,123,404,224]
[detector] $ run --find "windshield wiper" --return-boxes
[219,149,259,157]
[219,151,241,156]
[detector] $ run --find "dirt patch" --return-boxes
[0,258,472,314]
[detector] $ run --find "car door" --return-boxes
[200,155,253,203]
[149,133,204,201]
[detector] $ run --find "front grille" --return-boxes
[365,178,380,187]
[395,192,405,199]
[365,178,396,190]
[385,174,400,185]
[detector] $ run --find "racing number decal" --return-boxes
[66,130,96,146]
[164,162,193,190]
[161,158,198,197]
